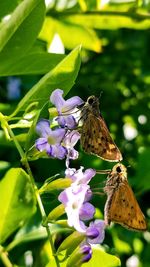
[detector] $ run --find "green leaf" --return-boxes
[0,0,45,75]
[0,0,18,20]
[11,45,81,116]
[0,168,36,244]
[6,214,71,251]
[39,17,102,52]
[64,13,150,30]
[83,247,121,267]
[0,51,65,76]
[6,216,47,251]
[46,247,121,267]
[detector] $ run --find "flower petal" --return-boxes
[67,207,86,232]
[80,244,92,263]
[51,144,67,159]
[50,128,66,144]
[50,89,65,111]
[84,189,92,202]
[86,220,105,244]
[67,148,79,160]
[63,130,80,148]
[61,96,84,113]
[36,119,51,138]
[65,168,76,178]
[59,184,89,232]
[57,115,76,129]
[82,169,96,184]
[79,202,95,221]
[35,138,48,151]
[70,167,96,185]
[58,190,69,204]
[57,116,66,127]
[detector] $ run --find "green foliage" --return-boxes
[83,247,121,267]
[11,45,81,115]
[39,17,102,52]
[0,0,150,266]
[0,168,36,244]
[0,0,46,75]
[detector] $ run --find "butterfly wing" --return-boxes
[81,113,122,162]
[105,181,147,231]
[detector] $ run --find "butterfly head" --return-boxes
[85,95,100,115]
[111,163,127,177]
[87,95,99,106]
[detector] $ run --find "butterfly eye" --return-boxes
[116,166,122,173]
[88,97,94,105]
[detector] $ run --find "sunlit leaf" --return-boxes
[0,0,18,20]
[39,17,102,52]
[64,13,150,30]
[0,168,36,244]
[83,247,121,267]
[0,0,45,75]
[11,45,81,116]
[0,51,65,76]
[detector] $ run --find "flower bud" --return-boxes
[66,243,92,267]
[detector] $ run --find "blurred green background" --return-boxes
[0,0,150,266]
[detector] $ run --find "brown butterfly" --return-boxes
[79,95,122,162]
[104,163,147,231]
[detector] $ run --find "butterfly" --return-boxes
[104,163,147,231]
[79,95,122,162]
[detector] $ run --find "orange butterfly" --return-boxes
[104,163,147,231]
[80,96,122,162]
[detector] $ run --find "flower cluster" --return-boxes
[35,89,106,264]
[35,89,83,163]
[59,167,105,262]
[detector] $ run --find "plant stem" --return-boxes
[23,159,60,267]
[0,246,13,267]
[1,116,60,267]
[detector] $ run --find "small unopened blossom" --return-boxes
[50,89,83,129]
[86,220,105,244]
[80,243,92,263]
[67,243,92,267]
[35,119,66,159]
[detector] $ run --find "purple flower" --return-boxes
[50,89,83,129]
[35,119,67,159]
[86,220,105,244]
[65,167,96,185]
[79,202,95,221]
[63,130,81,167]
[58,183,89,232]
[58,167,96,232]
[80,243,92,263]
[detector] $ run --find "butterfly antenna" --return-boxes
[99,90,103,100]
